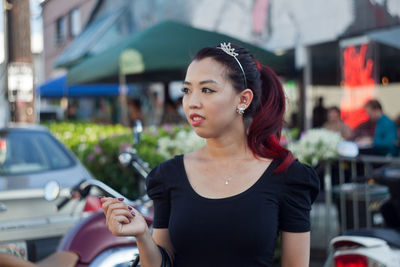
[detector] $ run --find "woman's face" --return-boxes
[327,109,340,122]
[182,57,243,139]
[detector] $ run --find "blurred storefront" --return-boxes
[39,0,400,130]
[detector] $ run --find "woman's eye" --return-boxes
[181,87,190,94]
[202,88,215,94]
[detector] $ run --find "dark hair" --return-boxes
[328,106,340,114]
[365,99,382,111]
[192,43,294,172]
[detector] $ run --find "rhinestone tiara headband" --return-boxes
[217,42,247,88]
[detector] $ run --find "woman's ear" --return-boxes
[239,89,253,108]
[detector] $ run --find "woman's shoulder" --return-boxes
[287,159,313,173]
[284,160,319,184]
[281,160,319,196]
[146,155,183,187]
[158,154,184,169]
[278,160,320,208]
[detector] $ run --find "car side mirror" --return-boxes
[44,181,60,201]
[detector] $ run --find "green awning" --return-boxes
[67,20,293,84]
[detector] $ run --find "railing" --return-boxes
[323,155,400,245]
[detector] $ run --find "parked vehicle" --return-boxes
[0,124,98,261]
[324,163,400,267]
[0,178,153,267]
[0,120,153,266]
[38,104,65,122]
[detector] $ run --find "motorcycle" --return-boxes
[324,162,400,267]
[0,120,153,267]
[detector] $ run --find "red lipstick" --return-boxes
[189,113,205,127]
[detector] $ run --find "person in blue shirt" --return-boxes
[363,99,398,156]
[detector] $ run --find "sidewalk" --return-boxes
[310,201,340,266]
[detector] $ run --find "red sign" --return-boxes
[340,43,376,129]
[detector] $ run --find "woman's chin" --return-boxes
[191,128,213,139]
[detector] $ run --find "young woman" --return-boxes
[101,43,319,267]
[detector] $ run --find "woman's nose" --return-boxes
[187,93,201,108]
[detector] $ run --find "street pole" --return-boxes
[295,45,312,132]
[0,1,9,127]
[6,0,34,123]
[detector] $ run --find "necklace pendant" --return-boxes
[225,177,232,185]
[225,180,229,185]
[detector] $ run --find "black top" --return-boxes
[146,155,319,267]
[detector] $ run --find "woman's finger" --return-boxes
[101,197,123,208]
[102,198,125,215]
[104,200,136,227]
[106,202,130,221]
[107,215,128,235]
[101,197,118,214]
[102,198,118,225]
[113,214,131,225]
[109,208,135,221]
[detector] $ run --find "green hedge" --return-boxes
[44,121,204,199]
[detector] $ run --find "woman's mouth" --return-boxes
[190,114,205,126]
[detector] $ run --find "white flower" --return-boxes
[288,128,343,166]
[157,129,205,159]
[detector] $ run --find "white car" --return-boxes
[0,124,98,261]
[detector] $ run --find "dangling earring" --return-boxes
[236,106,245,115]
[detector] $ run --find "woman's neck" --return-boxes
[203,130,251,161]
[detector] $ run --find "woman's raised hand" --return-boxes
[100,197,148,237]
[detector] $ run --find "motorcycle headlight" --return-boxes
[119,152,133,166]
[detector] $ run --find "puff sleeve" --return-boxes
[279,160,320,232]
[146,162,170,228]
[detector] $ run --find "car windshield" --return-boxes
[0,130,75,175]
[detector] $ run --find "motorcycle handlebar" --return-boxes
[86,179,149,208]
[56,179,136,211]
[56,197,71,211]
[56,179,87,211]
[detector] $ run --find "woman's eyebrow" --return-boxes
[183,79,218,85]
[199,79,218,85]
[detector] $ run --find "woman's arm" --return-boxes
[281,231,310,267]
[152,229,175,263]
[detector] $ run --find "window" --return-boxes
[70,8,81,37]
[55,16,67,44]
[0,131,75,175]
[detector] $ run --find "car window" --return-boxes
[0,130,75,175]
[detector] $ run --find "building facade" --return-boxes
[41,0,97,79]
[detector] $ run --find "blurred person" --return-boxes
[395,115,400,146]
[312,96,327,128]
[356,99,398,156]
[149,90,165,126]
[101,43,319,267]
[93,99,112,124]
[161,99,184,125]
[323,106,353,140]
[66,101,78,120]
[128,98,143,126]
[175,96,186,120]
[353,119,376,141]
